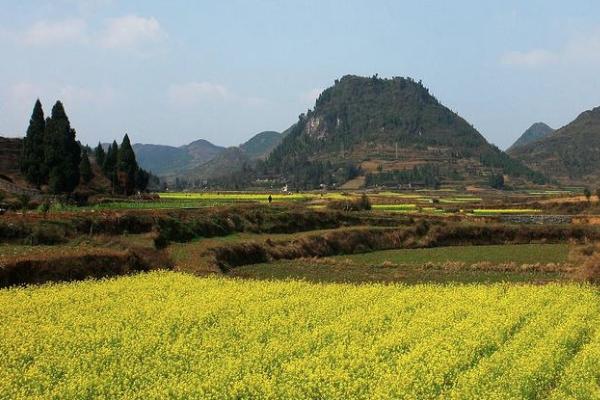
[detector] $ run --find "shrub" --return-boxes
[576,254,600,284]
[327,194,371,212]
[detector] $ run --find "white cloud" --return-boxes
[501,49,557,68]
[58,85,117,108]
[168,82,265,108]
[502,28,600,68]
[168,82,230,105]
[22,19,87,46]
[99,15,165,49]
[1,82,116,129]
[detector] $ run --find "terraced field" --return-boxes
[1,272,598,399]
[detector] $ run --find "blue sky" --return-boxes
[1,0,600,149]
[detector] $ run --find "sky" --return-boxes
[1,1,600,149]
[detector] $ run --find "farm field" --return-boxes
[231,244,572,284]
[1,272,599,399]
[333,243,570,265]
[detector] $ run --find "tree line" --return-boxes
[20,100,150,195]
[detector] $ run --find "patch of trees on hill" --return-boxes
[20,100,151,195]
[366,164,444,188]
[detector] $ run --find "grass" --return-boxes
[372,204,418,211]
[1,272,599,399]
[472,209,542,215]
[231,244,571,284]
[332,243,570,265]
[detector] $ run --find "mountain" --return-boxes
[265,75,545,188]
[507,122,554,152]
[133,139,224,176]
[185,147,253,187]
[240,131,283,160]
[509,106,600,184]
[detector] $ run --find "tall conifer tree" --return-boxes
[20,100,46,186]
[94,142,106,166]
[117,134,138,195]
[45,101,81,193]
[103,141,119,192]
[80,149,93,183]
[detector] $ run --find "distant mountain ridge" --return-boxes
[132,131,282,178]
[509,106,600,184]
[507,122,554,152]
[239,131,283,160]
[133,140,224,176]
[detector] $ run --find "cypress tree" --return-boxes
[80,149,93,183]
[135,168,150,191]
[94,142,106,166]
[20,100,46,186]
[117,134,138,195]
[45,101,80,193]
[103,141,119,192]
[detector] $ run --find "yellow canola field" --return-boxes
[1,272,599,399]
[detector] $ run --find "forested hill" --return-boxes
[509,106,600,184]
[240,131,283,160]
[265,75,545,188]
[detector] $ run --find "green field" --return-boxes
[232,244,571,284]
[1,272,598,399]
[472,209,542,215]
[332,243,569,265]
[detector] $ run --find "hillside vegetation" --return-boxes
[510,106,600,184]
[266,75,546,189]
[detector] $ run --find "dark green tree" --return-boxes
[584,187,592,202]
[135,168,150,192]
[117,134,139,195]
[103,140,119,190]
[80,149,93,183]
[94,142,106,166]
[488,173,505,190]
[20,100,46,186]
[44,101,81,193]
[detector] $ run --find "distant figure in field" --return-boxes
[268,194,272,205]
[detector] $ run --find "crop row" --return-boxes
[0,272,598,399]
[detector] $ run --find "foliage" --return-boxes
[265,75,546,188]
[0,273,599,398]
[20,100,82,192]
[102,140,119,189]
[327,193,371,211]
[584,187,592,201]
[79,149,93,183]
[44,101,81,193]
[487,173,505,189]
[366,164,442,188]
[117,134,138,195]
[94,142,106,166]
[100,136,150,194]
[16,194,31,211]
[20,100,46,186]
